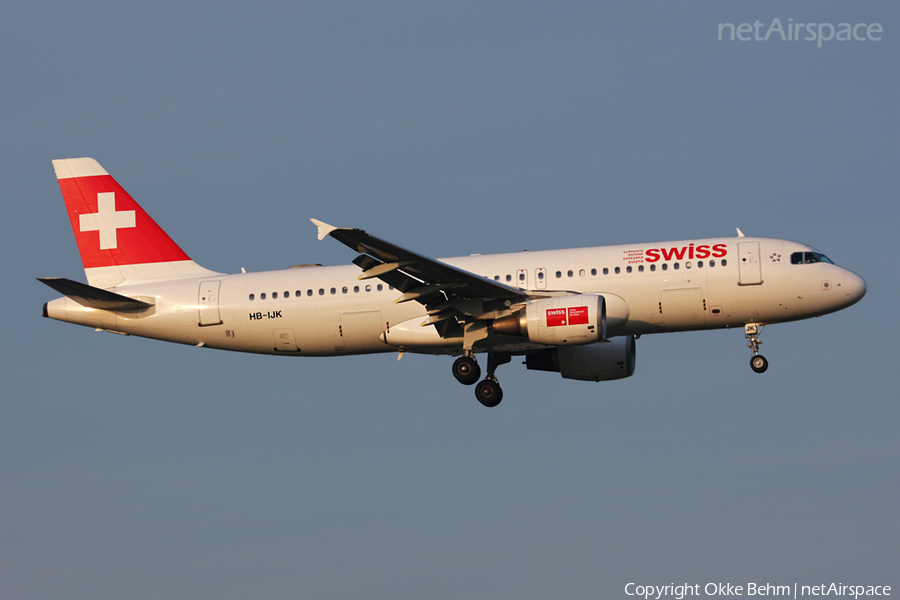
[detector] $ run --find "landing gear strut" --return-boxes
[474,352,510,408]
[745,323,768,373]
[452,352,510,407]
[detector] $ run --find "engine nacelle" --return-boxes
[491,294,605,346]
[525,335,636,381]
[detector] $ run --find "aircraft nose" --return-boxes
[842,270,867,306]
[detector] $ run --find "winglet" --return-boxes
[310,218,338,241]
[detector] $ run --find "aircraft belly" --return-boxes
[246,296,419,357]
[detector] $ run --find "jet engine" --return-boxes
[491,293,632,346]
[525,335,636,381]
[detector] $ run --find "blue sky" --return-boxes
[1,2,897,598]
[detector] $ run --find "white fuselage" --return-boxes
[43,236,866,357]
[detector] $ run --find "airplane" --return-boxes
[40,157,867,407]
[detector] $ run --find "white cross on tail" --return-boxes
[79,192,136,250]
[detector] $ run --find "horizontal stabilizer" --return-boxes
[38,277,153,312]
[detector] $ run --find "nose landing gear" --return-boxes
[745,323,768,373]
[750,354,768,373]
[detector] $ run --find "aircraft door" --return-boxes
[535,268,547,289]
[198,280,223,326]
[738,242,762,285]
[516,269,528,290]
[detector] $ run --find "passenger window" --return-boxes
[662,264,668,271]
[318,289,324,295]
[538,272,544,280]
[494,275,500,281]
[354,286,360,293]
[249,294,255,301]
[273,292,278,299]
[673,263,680,270]
[330,288,336,295]
[307,289,313,296]
[697,261,703,268]
[579,269,585,277]
[556,271,562,278]
[377,284,383,291]
[614,267,620,274]
[603,268,609,275]
[591,268,597,276]
[567,270,573,277]
[626,266,632,273]
[519,273,525,281]
[709,260,716,267]
[721,259,727,267]
[650,264,656,271]
[261,293,267,300]
[365,285,371,292]
[295,290,301,297]
[342,286,348,294]
[506,275,512,282]
[284,291,289,298]
[685,262,692,269]
[638,265,644,272]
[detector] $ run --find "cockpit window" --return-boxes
[791,252,834,265]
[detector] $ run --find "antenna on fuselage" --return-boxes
[736,228,746,237]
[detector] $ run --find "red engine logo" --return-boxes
[567,306,589,325]
[546,308,567,327]
[546,306,588,327]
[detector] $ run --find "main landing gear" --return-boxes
[451,355,481,385]
[745,323,768,373]
[452,352,510,407]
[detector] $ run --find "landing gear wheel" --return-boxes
[744,323,769,374]
[750,355,768,374]
[452,356,481,386]
[475,379,503,408]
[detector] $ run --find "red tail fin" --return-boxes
[53,158,216,287]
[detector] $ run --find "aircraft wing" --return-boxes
[311,219,526,335]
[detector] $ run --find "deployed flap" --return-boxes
[38,277,153,312]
